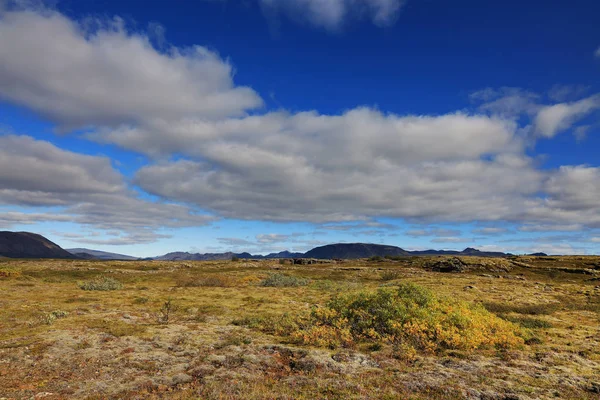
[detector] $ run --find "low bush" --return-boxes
[287,283,524,352]
[43,310,68,325]
[156,298,178,324]
[380,270,401,281]
[79,276,123,291]
[0,265,21,278]
[260,273,309,287]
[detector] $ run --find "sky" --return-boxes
[0,0,599,257]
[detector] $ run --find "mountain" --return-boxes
[411,247,511,258]
[0,231,76,259]
[152,243,511,261]
[304,243,411,259]
[66,248,138,260]
[264,250,305,259]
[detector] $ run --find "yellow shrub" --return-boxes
[288,283,524,353]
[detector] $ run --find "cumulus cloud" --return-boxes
[471,227,509,235]
[0,211,72,228]
[471,87,600,139]
[406,228,461,237]
[431,237,470,244]
[0,6,262,129]
[126,110,543,223]
[523,166,600,228]
[0,135,215,243]
[0,135,123,205]
[259,0,405,30]
[256,233,304,244]
[534,95,600,137]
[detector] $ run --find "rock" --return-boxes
[428,257,467,273]
[171,373,192,385]
[463,285,477,290]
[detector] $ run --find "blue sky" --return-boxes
[0,0,599,257]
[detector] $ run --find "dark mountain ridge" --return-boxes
[154,243,512,260]
[0,231,516,260]
[0,231,76,259]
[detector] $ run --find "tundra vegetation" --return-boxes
[0,255,599,399]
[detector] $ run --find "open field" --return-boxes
[1,256,599,399]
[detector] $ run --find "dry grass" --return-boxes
[0,256,599,399]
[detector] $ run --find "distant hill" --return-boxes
[304,243,411,259]
[66,248,138,260]
[152,243,511,261]
[411,247,512,258]
[0,231,75,259]
[0,231,513,261]
[264,250,305,259]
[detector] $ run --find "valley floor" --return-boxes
[1,256,599,399]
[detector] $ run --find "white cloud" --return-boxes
[518,224,583,232]
[534,95,600,137]
[259,0,405,30]
[0,135,215,242]
[406,228,461,237]
[595,46,600,58]
[472,227,509,235]
[523,166,600,228]
[0,135,123,205]
[124,110,542,223]
[0,6,262,129]
[471,87,600,139]
[471,87,540,118]
[431,237,470,243]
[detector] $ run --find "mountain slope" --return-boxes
[66,248,138,260]
[304,243,411,259]
[0,231,75,259]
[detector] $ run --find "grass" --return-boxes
[483,301,560,315]
[79,276,123,291]
[259,273,310,287]
[0,256,599,399]
[84,318,146,337]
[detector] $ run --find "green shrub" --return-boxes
[380,270,401,281]
[133,296,149,304]
[260,273,309,287]
[289,283,524,352]
[43,310,68,325]
[79,276,123,291]
[156,298,178,324]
